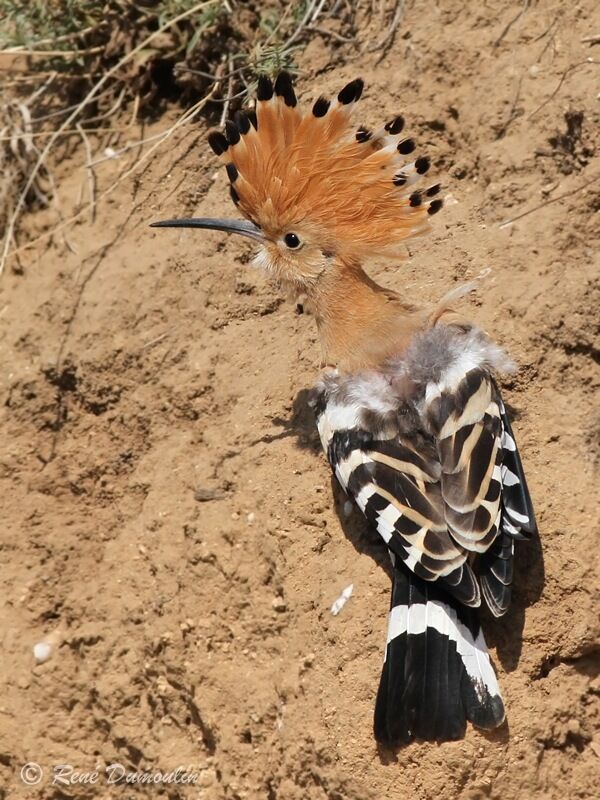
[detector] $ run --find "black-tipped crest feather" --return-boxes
[256,75,273,101]
[338,78,364,104]
[208,130,228,155]
[385,115,405,135]
[274,71,297,107]
[225,120,240,146]
[312,96,330,117]
[200,73,442,261]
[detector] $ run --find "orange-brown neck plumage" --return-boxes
[307,258,427,371]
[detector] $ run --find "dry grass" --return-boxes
[0,0,407,276]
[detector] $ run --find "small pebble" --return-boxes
[247,512,255,524]
[194,487,222,502]
[272,597,287,612]
[33,642,52,663]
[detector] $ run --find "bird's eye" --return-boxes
[284,232,302,249]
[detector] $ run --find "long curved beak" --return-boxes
[150,217,264,242]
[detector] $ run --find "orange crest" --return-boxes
[208,73,443,262]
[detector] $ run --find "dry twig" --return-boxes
[4,46,105,58]
[528,58,599,119]
[494,0,531,47]
[495,75,524,139]
[4,85,218,264]
[365,0,405,57]
[0,0,219,277]
[220,57,235,127]
[76,123,96,223]
[0,127,136,142]
[2,23,104,51]
[86,128,183,167]
[499,173,600,229]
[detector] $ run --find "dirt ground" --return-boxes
[1,2,599,798]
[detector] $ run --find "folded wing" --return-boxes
[315,367,536,615]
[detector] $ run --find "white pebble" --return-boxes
[330,584,354,616]
[33,642,52,663]
[247,512,255,524]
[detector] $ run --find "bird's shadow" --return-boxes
[270,389,393,581]
[273,388,546,747]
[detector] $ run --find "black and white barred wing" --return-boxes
[315,367,536,613]
[316,377,498,608]
[425,367,506,611]
[496,389,537,539]
[429,366,537,615]
[323,420,480,604]
[424,366,536,616]
[478,385,537,615]
[427,368,504,555]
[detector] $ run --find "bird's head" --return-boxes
[151,72,443,304]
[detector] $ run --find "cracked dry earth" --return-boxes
[1,2,599,799]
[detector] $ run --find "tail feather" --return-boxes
[374,559,505,745]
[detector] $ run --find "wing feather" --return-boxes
[314,365,534,615]
[495,390,537,538]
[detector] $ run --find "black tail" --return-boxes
[374,559,505,745]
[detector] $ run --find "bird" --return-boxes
[151,71,537,745]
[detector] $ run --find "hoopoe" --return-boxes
[151,72,537,745]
